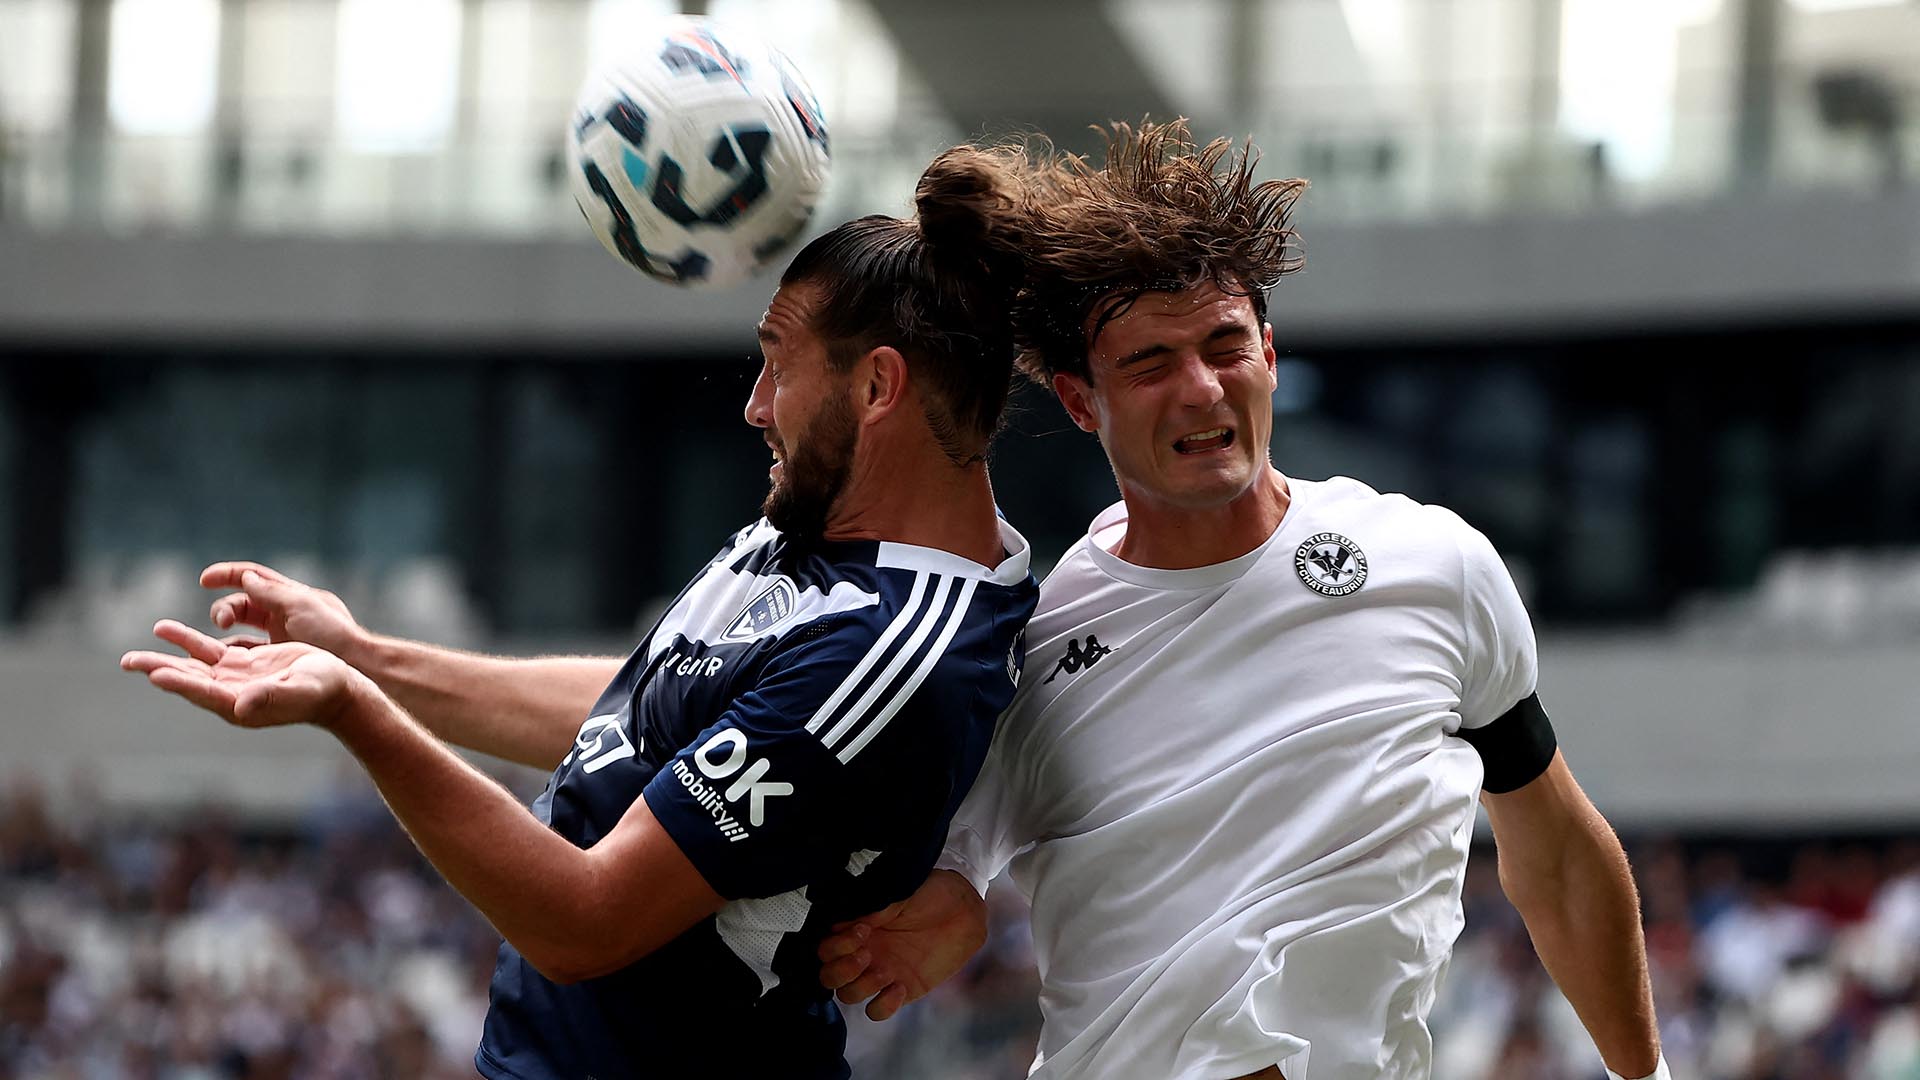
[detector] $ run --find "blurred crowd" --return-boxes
[4,777,1919,1080]
[1435,840,1920,1080]
[0,778,492,1080]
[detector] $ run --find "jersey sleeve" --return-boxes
[1454,517,1540,731]
[936,711,1031,897]
[640,617,959,901]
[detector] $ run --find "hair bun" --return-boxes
[913,147,1027,286]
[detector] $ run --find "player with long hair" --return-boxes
[121,150,1040,1080]
[821,121,1669,1080]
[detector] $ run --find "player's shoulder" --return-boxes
[770,522,1035,668]
[1297,475,1492,561]
[1299,474,1435,521]
[752,543,1029,770]
[1031,505,1123,614]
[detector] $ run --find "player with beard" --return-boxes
[118,152,1041,1080]
[819,122,1669,1080]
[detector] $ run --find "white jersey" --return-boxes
[940,475,1538,1080]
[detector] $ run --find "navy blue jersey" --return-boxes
[477,518,1037,1080]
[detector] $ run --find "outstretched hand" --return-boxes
[121,619,365,730]
[200,562,364,657]
[817,869,989,1021]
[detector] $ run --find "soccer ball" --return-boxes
[566,18,831,289]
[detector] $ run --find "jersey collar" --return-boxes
[1084,477,1309,590]
[876,517,1033,586]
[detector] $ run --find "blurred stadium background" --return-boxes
[3,0,1920,1077]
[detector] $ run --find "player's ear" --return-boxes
[856,345,909,422]
[1053,372,1101,434]
[1262,323,1278,389]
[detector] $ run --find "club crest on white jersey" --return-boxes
[1295,532,1368,596]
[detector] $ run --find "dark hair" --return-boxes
[779,149,1030,466]
[1004,119,1307,384]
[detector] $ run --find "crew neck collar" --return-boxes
[1084,476,1308,590]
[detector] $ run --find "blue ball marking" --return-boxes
[621,146,651,191]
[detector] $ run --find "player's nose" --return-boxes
[1172,352,1226,408]
[744,362,774,429]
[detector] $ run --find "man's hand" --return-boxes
[121,619,368,731]
[202,562,365,657]
[817,869,988,1021]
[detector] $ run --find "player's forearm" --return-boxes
[1502,816,1660,1078]
[345,632,618,769]
[325,678,646,981]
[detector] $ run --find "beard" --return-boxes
[763,390,859,542]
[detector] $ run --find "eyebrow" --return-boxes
[756,325,780,346]
[1114,321,1252,369]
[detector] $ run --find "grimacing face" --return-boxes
[1056,283,1278,512]
[747,284,861,541]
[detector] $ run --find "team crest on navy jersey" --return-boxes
[1295,532,1368,596]
[722,577,798,640]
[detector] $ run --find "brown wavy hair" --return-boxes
[1005,119,1307,384]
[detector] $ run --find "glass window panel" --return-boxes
[1667,5,1738,197]
[0,0,77,133]
[1775,1,1920,191]
[465,0,551,230]
[709,0,901,137]
[232,0,339,232]
[1559,0,1723,183]
[335,0,462,152]
[585,0,680,74]
[108,0,220,136]
[239,1,338,134]
[475,0,538,125]
[1104,0,1233,123]
[1264,0,1384,123]
[1789,0,1903,10]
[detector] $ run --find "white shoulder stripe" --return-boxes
[837,577,979,764]
[819,574,954,750]
[803,571,931,735]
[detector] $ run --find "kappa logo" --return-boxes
[1295,532,1369,596]
[722,577,798,641]
[1043,635,1112,685]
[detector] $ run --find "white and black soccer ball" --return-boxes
[566,18,831,289]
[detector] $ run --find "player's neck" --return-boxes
[823,458,1005,568]
[1110,467,1292,570]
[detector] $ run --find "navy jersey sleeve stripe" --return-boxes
[817,574,955,752]
[805,570,934,737]
[837,578,979,764]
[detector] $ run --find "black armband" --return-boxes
[1456,693,1557,794]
